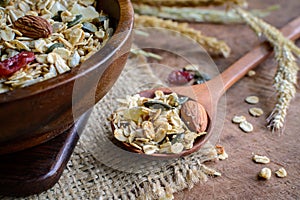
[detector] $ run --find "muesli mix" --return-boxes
[0,0,112,93]
[109,90,207,155]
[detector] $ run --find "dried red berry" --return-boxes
[168,70,194,85]
[0,51,35,77]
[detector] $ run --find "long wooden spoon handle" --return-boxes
[219,16,300,93]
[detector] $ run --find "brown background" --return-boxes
[166,0,300,199]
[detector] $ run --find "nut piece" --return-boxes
[232,115,246,124]
[275,168,287,178]
[215,145,228,160]
[249,107,264,117]
[253,155,270,164]
[245,96,259,104]
[258,167,272,180]
[181,100,208,132]
[13,15,53,39]
[239,121,253,133]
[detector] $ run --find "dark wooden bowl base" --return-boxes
[0,113,90,197]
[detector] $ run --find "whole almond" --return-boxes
[13,15,52,39]
[181,100,208,133]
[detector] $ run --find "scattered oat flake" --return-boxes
[171,143,184,154]
[275,167,287,178]
[249,107,264,117]
[259,167,272,180]
[239,121,253,133]
[252,155,270,164]
[232,115,246,124]
[245,96,259,104]
[247,70,256,77]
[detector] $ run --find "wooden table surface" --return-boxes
[169,0,300,199]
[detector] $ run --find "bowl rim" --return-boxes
[0,0,134,104]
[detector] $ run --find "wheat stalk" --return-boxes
[134,14,231,57]
[133,4,278,24]
[235,7,300,131]
[131,0,247,7]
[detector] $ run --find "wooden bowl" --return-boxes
[0,0,134,154]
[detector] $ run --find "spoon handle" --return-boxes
[218,16,300,93]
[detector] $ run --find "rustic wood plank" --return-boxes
[174,0,300,199]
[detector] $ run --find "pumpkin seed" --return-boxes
[52,10,63,22]
[46,43,64,54]
[193,71,211,85]
[92,15,108,25]
[67,14,83,28]
[177,96,189,105]
[170,133,184,144]
[82,22,97,33]
[143,100,173,110]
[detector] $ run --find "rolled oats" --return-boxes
[258,167,272,180]
[249,107,264,117]
[232,115,246,124]
[252,155,270,164]
[0,0,112,93]
[239,120,253,133]
[245,96,259,104]
[275,167,287,178]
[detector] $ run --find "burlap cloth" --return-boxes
[5,54,219,200]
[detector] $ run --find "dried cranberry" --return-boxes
[0,51,35,77]
[168,70,194,85]
[180,71,194,81]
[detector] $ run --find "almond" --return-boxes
[181,100,208,133]
[13,15,52,39]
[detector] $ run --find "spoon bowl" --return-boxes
[114,16,300,158]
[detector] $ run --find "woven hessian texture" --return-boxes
[3,55,219,200]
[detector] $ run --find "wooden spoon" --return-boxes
[117,17,300,158]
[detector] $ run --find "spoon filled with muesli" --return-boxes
[110,17,300,158]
